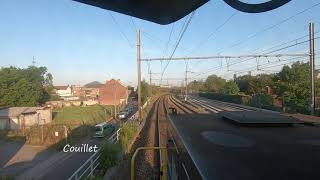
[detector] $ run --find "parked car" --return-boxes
[118,110,129,119]
[93,122,115,138]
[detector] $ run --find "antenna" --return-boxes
[32,56,37,66]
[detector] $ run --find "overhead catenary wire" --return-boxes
[130,16,138,33]
[187,35,319,79]
[219,55,309,78]
[161,11,196,79]
[108,12,134,48]
[219,1,320,52]
[164,23,175,56]
[188,11,237,55]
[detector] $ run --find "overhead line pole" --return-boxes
[185,63,188,101]
[149,70,152,96]
[137,30,142,120]
[309,23,316,115]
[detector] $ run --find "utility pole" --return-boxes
[185,63,188,101]
[309,22,316,115]
[137,30,142,120]
[149,70,152,96]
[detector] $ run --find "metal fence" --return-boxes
[67,101,147,180]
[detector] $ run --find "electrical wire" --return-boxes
[108,12,134,48]
[161,11,196,78]
[221,1,320,52]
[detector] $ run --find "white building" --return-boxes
[54,85,72,97]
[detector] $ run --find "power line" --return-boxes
[140,30,192,53]
[161,11,196,78]
[164,23,175,56]
[220,56,309,78]
[130,16,138,33]
[108,12,134,48]
[189,11,237,55]
[142,53,308,61]
[221,1,320,52]
[188,35,319,79]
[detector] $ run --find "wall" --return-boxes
[0,118,9,129]
[57,87,72,97]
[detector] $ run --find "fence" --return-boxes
[67,100,149,180]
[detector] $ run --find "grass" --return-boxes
[0,129,9,140]
[53,105,113,124]
[119,122,138,152]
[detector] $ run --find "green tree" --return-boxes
[272,62,311,113]
[140,80,150,104]
[204,75,226,92]
[188,80,205,92]
[250,93,274,109]
[235,74,274,95]
[219,81,240,95]
[0,66,53,107]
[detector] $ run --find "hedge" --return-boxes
[199,92,251,105]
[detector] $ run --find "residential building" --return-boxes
[99,79,129,105]
[71,85,83,97]
[0,107,52,130]
[54,85,72,97]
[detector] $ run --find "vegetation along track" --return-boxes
[130,95,170,180]
[115,97,162,180]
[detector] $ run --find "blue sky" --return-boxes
[0,0,319,86]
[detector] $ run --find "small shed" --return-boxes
[0,107,52,130]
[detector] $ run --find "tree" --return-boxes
[235,74,274,95]
[272,62,311,113]
[0,66,53,107]
[219,81,240,95]
[204,75,226,92]
[188,80,205,92]
[140,80,150,104]
[250,93,274,109]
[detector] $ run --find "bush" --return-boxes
[250,93,274,110]
[199,92,251,105]
[219,81,240,95]
[119,122,138,152]
[99,142,122,170]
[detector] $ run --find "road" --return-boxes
[166,95,320,180]
[17,137,102,180]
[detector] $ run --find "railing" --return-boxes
[68,103,144,180]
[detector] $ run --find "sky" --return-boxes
[0,0,319,87]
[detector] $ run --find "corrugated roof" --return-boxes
[0,107,45,118]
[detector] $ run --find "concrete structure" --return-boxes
[0,107,52,130]
[54,86,72,97]
[99,79,129,105]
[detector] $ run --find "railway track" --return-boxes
[189,96,253,113]
[131,95,169,180]
[167,96,190,114]
[118,97,162,180]
[121,94,252,180]
[171,96,199,114]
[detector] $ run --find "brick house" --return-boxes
[99,79,129,105]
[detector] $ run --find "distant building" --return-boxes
[82,87,101,100]
[99,79,129,105]
[71,85,83,97]
[54,85,72,97]
[0,107,52,130]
